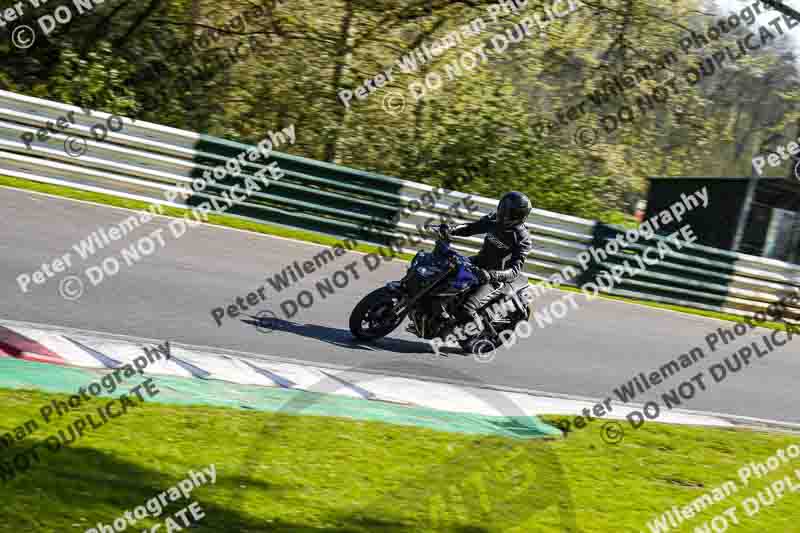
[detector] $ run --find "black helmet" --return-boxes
[497,191,532,228]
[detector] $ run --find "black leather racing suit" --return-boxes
[451,211,533,318]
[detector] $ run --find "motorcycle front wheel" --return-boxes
[349,287,406,340]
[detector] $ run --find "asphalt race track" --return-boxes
[2,186,798,423]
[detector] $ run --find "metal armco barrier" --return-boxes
[1,90,799,323]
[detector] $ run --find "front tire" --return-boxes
[349,287,405,340]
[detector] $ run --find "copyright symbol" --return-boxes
[574,126,597,148]
[64,136,88,158]
[59,276,84,301]
[600,422,624,445]
[12,25,35,49]
[383,92,406,116]
[472,340,497,363]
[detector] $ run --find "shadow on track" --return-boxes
[240,314,465,357]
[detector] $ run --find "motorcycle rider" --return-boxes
[446,191,533,332]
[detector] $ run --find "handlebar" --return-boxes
[421,223,477,270]
[422,222,452,241]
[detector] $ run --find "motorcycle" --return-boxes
[348,223,533,355]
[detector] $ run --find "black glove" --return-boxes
[436,223,451,241]
[475,268,492,284]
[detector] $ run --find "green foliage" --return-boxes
[601,209,639,228]
[4,0,799,218]
[43,42,139,116]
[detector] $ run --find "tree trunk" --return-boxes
[324,0,355,163]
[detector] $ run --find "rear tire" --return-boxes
[349,287,405,341]
[459,337,497,357]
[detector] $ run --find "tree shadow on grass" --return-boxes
[0,443,407,532]
[1,437,569,532]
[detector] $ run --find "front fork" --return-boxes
[385,281,403,292]
[383,280,410,320]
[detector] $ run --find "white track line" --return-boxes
[2,318,798,432]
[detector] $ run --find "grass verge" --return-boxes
[1,388,799,532]
[0,174,789,331]
[0,175,415,261]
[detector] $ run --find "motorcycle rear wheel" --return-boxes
[459,337,497,356]
[460,305,530,356]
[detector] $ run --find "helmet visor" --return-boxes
[501,206,530,227]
